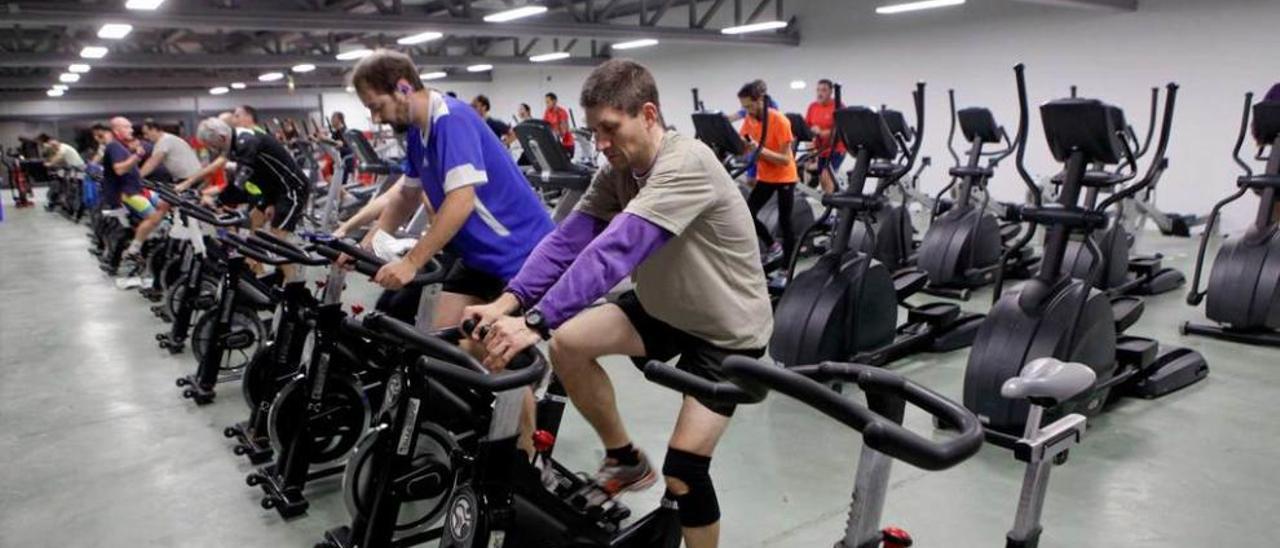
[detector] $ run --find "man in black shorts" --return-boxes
[195,116,311,277]
[466,59,773,548]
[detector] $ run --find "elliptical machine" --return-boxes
[1183,94,1280,347]
[963,65,1208,441]
[770,82,983,369]
[917,89,1038,300]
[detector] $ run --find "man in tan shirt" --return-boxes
[466,59,772,548]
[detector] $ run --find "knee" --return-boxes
[662,447,718,528]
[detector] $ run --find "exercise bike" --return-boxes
[963,65,1208,441]
[770,82,984,369]
[1183,94,1280,347]
[917,89,1039,300]
[319,314,684,548]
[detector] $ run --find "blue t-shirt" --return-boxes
[102,141,144,206]
[401,92,554,281]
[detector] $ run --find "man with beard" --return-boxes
[343,49,554,329]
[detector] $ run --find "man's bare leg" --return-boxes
[666,396,731,548]
[546,304,645,450]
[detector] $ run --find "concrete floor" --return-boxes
[2,197,1278,548]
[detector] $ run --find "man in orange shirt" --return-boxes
[805,78,843,194]
[543,92,575,155]
[739,80,799,269]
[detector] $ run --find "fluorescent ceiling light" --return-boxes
[292,63,316,73]
[125,0,165,9]
[876,0,966,15]
[59,73,81,83]
[230,82,246,89]
[790,80,807,90]
[98,24,133,39]
[721,20,788,34]
[420,71,448,81]
[529,51,570,63]
[52,84,69,91]
[397,31,443,45]
[259,72,285,82]
[68,64,91,73]
[47,88,65,97]
[612,39,659,50]
[80,46,109,59]
[484,6,548,23]
[210,86,230,95]
[336,49,372,61]
[345,86,355,93]
[466,64,493,73]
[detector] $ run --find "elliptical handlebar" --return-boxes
[903,82,927,177]
[723,358,983,471]
[947,89,961,167]
[1232,93,1256,176]
[1096,83,1179,215]
[1132,87,1160,160]
[992,63,1041,305]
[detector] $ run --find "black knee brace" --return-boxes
[662,447,718,528]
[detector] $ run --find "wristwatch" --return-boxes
[524,308,551,340]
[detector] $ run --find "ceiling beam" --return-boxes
[3,3,798,46]
[0,52,601,70]
[1011,0,1137,11]
[0,71,492,92]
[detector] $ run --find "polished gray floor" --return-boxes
[2,199,1277,547]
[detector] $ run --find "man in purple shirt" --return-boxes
[465,59,773,548]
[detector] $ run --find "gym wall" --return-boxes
[480,0,1279,232]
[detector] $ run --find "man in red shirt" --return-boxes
[804,78,843,194]
[543,92,575,155]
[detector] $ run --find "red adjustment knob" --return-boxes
[351,304,365,316]
[532,430,556,453]
[315,280,326,289]
[882,527,913,548]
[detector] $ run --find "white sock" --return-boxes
[126,241,142,254]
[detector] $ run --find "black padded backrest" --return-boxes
[692,112,745,156]
[1253,101,1280,144]
[786,112,813,142]
[20,160,51,182]
[514,120,575,171]
[958,107,1002,144]
[834,107,898,161]
[1039,99,1124,165]
[880,109,911,141]
[344,129,380,165]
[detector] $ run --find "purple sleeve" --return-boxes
[506,211,608,308]
[534,213,673,329]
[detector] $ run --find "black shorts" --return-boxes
[441,262,508,302]
[265,185,309,232]
[612,290,765,417]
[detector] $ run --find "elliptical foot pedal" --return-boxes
[1110,296,1145,334]
[892,269,929,301]
[1128,345,1209,399]
[1115,336,1159,370]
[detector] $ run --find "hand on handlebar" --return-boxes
[334,232,374,271]
[463,299,515,339]
[372,256,420,290]
[478,316,541,372]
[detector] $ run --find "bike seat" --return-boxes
[1001,357,1097,407]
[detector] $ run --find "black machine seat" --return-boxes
[835,107,898,161]
[949,165,996,180]
[1253,101,1280,144]
[1040,99,1126,165]
[515,120,593,192]
[958,107,1003,145]
[1050,169,1133,188]
[786,112,814,143]
[692,112,746,157]
[343,129,402,176]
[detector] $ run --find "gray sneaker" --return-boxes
[594,449,658,495]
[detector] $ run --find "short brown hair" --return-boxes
[350,49,424,95]
[737,79,766,100]
[579,59,660,116]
